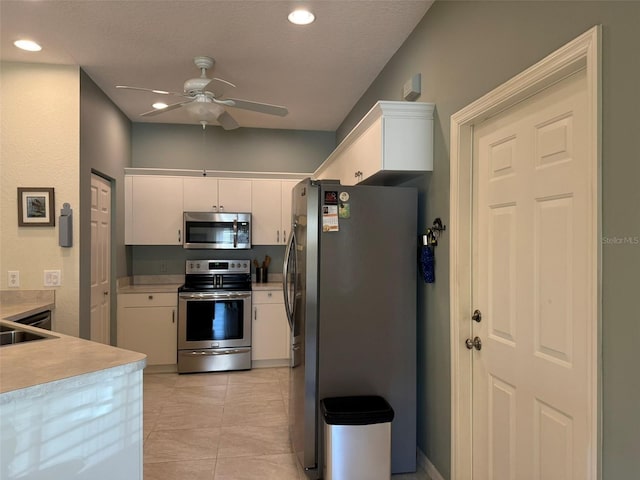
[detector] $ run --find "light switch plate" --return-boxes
[44,270,61,287]
[8,271,19,288]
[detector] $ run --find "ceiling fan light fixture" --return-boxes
[14,39,42,52]
[184,97,225,123]
[288,9,315,25]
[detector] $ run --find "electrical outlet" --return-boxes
[44,270,61,287]
[8,271,20,288]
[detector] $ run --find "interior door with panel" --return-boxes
[90,174,111,344]
[472,69,591,479]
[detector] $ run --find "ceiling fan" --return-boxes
[116,56,288,130]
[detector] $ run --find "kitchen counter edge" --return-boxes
[0,320,146,403]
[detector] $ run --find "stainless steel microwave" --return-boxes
[183,212,251,249]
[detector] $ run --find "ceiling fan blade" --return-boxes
[211,77,237,89]
[140,101,190,117]
[211,97,235,107]
[201,77,237,97]
[217,111,240,130]
[116,85,183,96]
[226,98,289,117]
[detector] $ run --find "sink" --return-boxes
[0,324,52,346]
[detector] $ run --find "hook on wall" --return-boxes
[422,217,447,247]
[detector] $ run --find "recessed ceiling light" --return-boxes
[14,39,42,52]
[152,102,169,110]
[288,9,315,25]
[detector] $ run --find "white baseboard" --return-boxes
[417,448,445,480]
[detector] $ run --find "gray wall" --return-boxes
[130,123,335,275]
[132,123,334,173]
[339,1,640,479]
[79,70,132,339]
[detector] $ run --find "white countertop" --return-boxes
[117,282,282,292]
[117,283,182,294]
[0,301,54,321]
[252,282,283,291]
[0,320,146,402]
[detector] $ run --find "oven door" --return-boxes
[178,291,252,350]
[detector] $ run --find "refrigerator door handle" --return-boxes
[283,228,296,330]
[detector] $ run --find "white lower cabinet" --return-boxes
[252,289,290,363]
[117,293,177,366]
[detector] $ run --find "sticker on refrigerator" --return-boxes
[322,205,339,232]
[324,191,339,205]
[339,202,350,218]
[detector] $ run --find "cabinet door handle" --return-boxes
[283,230,286,244]
[148,295,153,300]
[254,307,257,320]
[172,310,175,323]
[220,205,224,212]
[178,229,181,243]
[277,230,280,243]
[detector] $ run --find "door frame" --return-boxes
[449,26,601,479]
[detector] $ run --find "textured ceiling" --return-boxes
[0,0,433,131]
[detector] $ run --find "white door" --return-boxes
[472,69,591,479]
[90,174,111,344]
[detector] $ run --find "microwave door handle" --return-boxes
[233,218,238,248]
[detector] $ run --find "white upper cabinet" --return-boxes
[314,101,435,185]
[251,179,299,245]
[125,171,306,245]
[125,175,183,245]
[183,177,251,212]
[280,179,297,243]
[251,179,282,245]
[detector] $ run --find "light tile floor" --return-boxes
[143,367,430,480]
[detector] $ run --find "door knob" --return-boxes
[472,309,482,322]
[465,336,482,350]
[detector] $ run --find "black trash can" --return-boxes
[321,396,394,480]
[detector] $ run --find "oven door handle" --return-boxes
[179,292,252,300]
[182,348,251,356]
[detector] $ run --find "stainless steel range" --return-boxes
[177,259,252,373]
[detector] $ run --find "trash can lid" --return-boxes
[321,396,394,425]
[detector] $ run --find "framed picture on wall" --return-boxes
[17,187,55,226]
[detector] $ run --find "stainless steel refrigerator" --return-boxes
[283,178,417,478]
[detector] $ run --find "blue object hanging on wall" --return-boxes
[421,244,435,283]
[420,218,446,284]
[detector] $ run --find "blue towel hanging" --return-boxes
[421,245,435,283]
